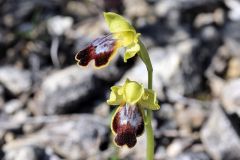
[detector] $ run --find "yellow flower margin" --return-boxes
[107,79,160,110]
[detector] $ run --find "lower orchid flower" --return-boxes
[107,79,160,148]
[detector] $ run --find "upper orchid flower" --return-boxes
[104,12,141,62]
[107,79,159,148]
[75,12,140,68]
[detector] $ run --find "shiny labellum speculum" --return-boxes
[112,103,144,148]
[75,34,119,68]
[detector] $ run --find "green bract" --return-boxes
[104,12,140,62]
[107,79,160,110]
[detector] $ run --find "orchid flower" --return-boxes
[75,12,140,68]
[108,79,159,147]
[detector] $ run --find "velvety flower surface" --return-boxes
[107,79,160,147]
[112,104,144,148]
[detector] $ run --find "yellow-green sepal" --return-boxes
[107,86,124,105]
[104,12,136,47]
[104,12,135,34]
[123,79,144,105]
[138,89,160,110]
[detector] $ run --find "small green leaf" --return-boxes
[107,86,124,105]
[123,79,144,105]
[138,89,160,110]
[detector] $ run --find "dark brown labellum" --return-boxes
[112,104,144,148]
[75,34,119,68]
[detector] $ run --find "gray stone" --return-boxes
[154,0,181,28]
[154,0,178,18]
[22,123,43,134]
[68,18,104,41]
[93,102,110,118]
[3,99,24,115]
[154,0,222,12]
[165,39,202,98]
[12,110,30,123]
[0,66,31,95]
[207,74,225,97]
[201,101,240,160]
[123,0,149,17]
[3,114,109,160]
[155,146,167,160]
[0,85,4,109]
[0,84,4,96]
[34,65,99,115]
[66,1,100,18]
[226,57,240,79]
[4,145,48,160]
[221,78,240,116]
[173,151,211,160]
[213,8,225,25]
[206,45,230,76]
[178,0,221,10]
[166,138,193,158]
[175,99,208,131]
[225,0,240,21]
[156,104,175,121]
[223,22,240,57]
[139,25,189,46]
[194,13,215,28]
[205,45,229,97]
[200,26,219,42]
[47,16,73,36]
[194,9,224,27]
[155,104,178,138]
[180,32,221,96]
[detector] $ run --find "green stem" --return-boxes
[138,40,154,160]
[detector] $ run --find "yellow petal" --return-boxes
[124,43,140,62]
[107,86,124,105]
[138,89,160,110]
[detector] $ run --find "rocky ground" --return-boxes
[0,0,240,160]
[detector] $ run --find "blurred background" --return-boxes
[0,0,240,159]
